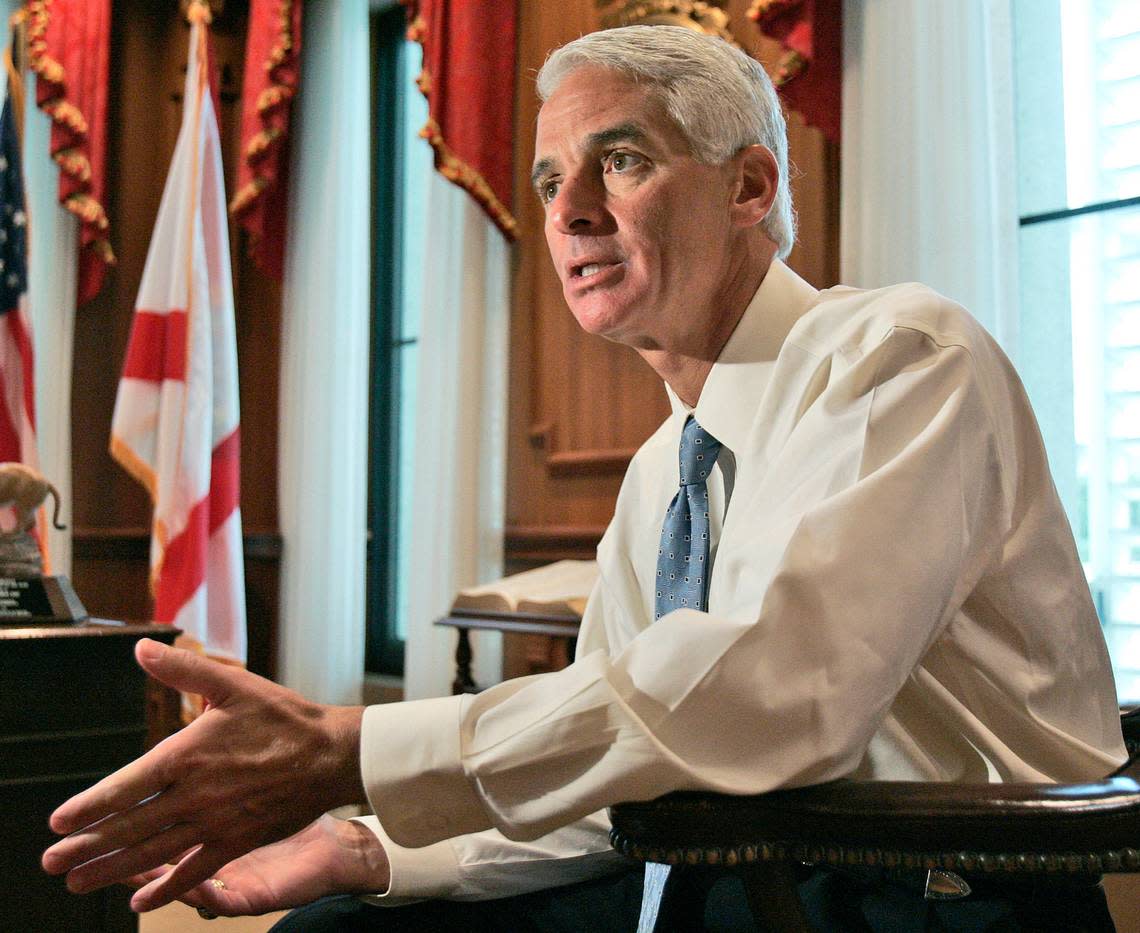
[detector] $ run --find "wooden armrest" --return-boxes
[611,749,1140,877]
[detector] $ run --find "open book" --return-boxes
[450,560,599,618]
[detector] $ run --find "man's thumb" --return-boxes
[135,638,234,701]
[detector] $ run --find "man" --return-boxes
[43,25,1125,930]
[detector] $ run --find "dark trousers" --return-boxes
[269,864,1116,932]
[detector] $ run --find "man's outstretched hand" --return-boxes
[41,638,367,913]
[125,815,391,917]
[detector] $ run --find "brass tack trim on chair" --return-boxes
[610,829,1140,877]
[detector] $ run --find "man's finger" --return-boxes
[123,866,170,890]
[65,822,201,894]
[45,754,174,841]
[130,842,238,913]
[44,787,185,872]
[133,638,245,703]
[125,866,234,912]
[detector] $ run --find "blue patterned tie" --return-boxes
[655,416,723,620]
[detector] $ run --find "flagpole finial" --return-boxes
[182,0,215,26]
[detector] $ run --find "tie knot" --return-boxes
[678,416,721,486]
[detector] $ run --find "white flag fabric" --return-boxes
[111,18,245,664]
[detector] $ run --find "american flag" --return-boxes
[110,13,245,665]
[0,76,40,512]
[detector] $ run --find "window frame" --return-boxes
[365,5,412,675]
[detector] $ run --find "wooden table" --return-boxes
[0,619,179,932]
[435,608,581,693]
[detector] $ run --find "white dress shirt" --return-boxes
[356,260,1126,901]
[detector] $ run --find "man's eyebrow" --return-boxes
[531,123,651,189]
[586,123,649,149]
[531,157,555,190]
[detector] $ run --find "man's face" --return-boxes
[533,66,742,353]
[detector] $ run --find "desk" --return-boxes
[435,609,581,693]
[0,620,179,933]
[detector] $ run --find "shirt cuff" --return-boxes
[360,695,489,848]
[350,815,461,904]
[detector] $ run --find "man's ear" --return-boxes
[729,145,779,229]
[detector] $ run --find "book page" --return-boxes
[451,560,598,617]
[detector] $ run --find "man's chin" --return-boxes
[567,308,630,343]
[564,294,640,340]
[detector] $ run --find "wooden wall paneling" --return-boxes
[506,2,841,569]
[70,0,282,678]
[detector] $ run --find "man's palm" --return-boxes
[129,815,380,917]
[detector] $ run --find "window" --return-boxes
[1014,0,1140,702]
[366,7,431,675]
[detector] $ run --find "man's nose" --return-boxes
[548,172,606,234]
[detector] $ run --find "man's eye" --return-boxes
[540,180,560,204]
[604,151,641,174]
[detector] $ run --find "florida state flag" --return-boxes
[110,8,245,665]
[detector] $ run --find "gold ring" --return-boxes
[209,878,227,890]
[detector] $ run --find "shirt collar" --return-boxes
[664,259,819,453]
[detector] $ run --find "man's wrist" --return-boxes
[336,817,391,893]
[317,704,367,809]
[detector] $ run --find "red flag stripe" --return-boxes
[209,426,240,536]
[0,357,20,461]
[153,488,207,623]
[153,427,241,623]
[7,311,35,432]
[121,310,189,383]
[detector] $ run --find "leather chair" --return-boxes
[610,707,1140,931]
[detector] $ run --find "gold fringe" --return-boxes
[41,99,86,133]
[747,0,786,18]
[243,126,282,162]
[405,13,426,43]
[419,117,517,239]
[772,49,806,87]
[255,83,293,111]
[745,0,808,87]
[53,148,91,182]
[266,0,296,69]
[89,236,113,262]
[228,0,301,219]
[26,0,116,269]
[403,1,518,239]
[63,192,110,230]
[229,176,268,215]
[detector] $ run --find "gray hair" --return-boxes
[537,25,796,259]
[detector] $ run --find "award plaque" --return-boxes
[0,575,88,625]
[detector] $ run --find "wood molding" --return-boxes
[505,524,607,563]
[546,447,639,476]
[72,527,283,561]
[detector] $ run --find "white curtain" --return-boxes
[402,171,509,701]
[276,0,370,704]
[840,0,1020,349]
[4,12,78,576]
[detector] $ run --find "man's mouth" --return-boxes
[573,261,620,279]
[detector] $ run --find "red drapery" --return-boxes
[750,0,842,144]
[406,0,517,239]
[230,0,302,281]
[26,0,113,306]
